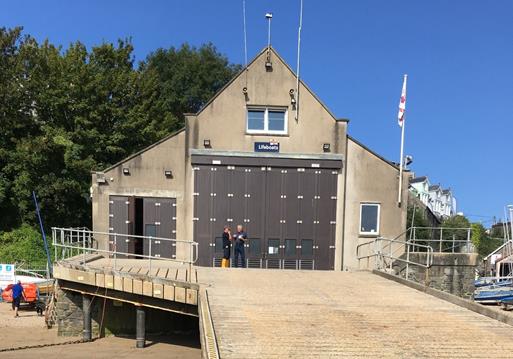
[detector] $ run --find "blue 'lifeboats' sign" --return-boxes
[254,142,280,152]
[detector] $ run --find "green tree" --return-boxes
[0,224,52,267]
[0,27,240,232]
[471,222,503,258]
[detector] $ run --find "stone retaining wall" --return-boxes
[394,253,478,298]
[54,281,198,337]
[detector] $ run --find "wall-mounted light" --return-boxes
[404,155,413,167]
[242,87,248,95]
[204,139,211,148]
[164,170,173,178]
[122,168,130,175]
[323,143,331,152]
[289,89,296,106]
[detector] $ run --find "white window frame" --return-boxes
[359,203,381,236]
[246,107,288,135]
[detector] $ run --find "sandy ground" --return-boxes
[0,302,201,358]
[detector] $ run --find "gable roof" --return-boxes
[410,176,428,184]
[428,184,441,192]
[195,46,340,122]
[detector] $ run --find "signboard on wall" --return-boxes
[0,264,15,289]
[254,142,280,153]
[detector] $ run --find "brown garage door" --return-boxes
[108,195,177,259]
[192,158,339,270]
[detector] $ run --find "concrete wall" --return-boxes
[186,48,347,155]
[91,130,187,252]
[395,253,478,298]
[344,137,410,270]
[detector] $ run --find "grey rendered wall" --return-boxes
[343,137,410,270]
[91,131,187,255]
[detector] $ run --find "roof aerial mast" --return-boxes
[295,0,303,121]
[265,12,273,68]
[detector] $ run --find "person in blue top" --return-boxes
[11,280,25,318]
[233,224,248,268]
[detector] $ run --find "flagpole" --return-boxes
[398,112,405,206]
[397,73,407,207]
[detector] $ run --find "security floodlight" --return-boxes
[122,168,130,175]
[164,170,173,178]
[265,13,273,19]
[204,139,211,148]
[404,155,413,167]
[323,143,331,152]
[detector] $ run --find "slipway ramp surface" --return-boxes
[197,268,513,358]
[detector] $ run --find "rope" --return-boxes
[0,338,94,352]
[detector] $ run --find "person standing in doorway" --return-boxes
[11,280,25,318]
[233,224,247,268]
[221,225,232,268]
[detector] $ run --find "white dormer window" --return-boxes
[247,107,287,135]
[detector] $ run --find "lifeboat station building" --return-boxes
[91,47,410,271]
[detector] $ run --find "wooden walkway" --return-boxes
[198,268,513,359]
[53,255,199,314]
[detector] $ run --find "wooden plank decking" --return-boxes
[53,256,199,310]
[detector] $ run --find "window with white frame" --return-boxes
[359,203,380,235]
[246,108,287,134]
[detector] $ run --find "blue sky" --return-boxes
[2,0,513,225]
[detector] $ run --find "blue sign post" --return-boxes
[254,142,280,153]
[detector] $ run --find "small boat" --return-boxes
[474,278,513,288]
[474,285,513,304]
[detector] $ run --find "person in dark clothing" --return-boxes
[233,224,248,268]
[11,280,25,318]
[221,225,232,268]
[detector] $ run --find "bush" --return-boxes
[0,224,52,267]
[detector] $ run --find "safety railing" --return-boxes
[376,237,433,280]
[52,227,199,280]
[357,228,434,280]
[409,227,474,254]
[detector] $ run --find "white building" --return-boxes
[409,176,457,218]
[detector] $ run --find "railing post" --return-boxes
[60,229,64,259]
[406,242,410,280]
[389,240,393,271]
[467,228,471,253]
[83,229,86,265]
[148,238,152,273]
[189,242,193,280]
[439,228,443,253]
[53,228,57,262]
[113,233,117,271]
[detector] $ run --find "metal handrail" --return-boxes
[409,226,473,253]
[375,237,433,269]
[357,231,434,280]
[484,240,513,261]
[52,227,199,281]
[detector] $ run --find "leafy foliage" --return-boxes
[471,222,503,258]
[0,224,52,267]
[0,27,240,233]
